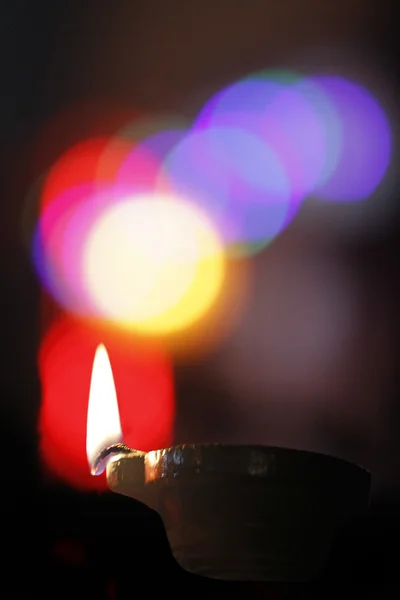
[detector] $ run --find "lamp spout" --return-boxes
[106,449,156,510]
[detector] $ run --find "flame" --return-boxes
[86,344,123,472]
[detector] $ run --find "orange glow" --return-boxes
[38,316,174,491]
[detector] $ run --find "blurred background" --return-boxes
[1,0,400,597]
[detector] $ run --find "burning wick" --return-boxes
[86,343,142,475]
[86,344,146,476]
[90,442,133,476]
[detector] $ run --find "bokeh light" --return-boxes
[162,125,291,255]
[29,69,393,360]
[40,136,131,211]
[193,71,329,216]
[311,75,392,201]
[33,184,115,315]
[39,316,174,491]
[22,135,132,253]
[115,127,186,195]
[83,193,226,335]
[193,69,392,211]
[110,113,190,197]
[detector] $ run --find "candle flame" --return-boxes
[86,343,123,474]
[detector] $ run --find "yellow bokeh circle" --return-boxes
[83,193,225,336]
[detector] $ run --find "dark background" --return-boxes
[1,1,400,597]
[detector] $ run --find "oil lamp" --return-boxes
[87,344,371,582]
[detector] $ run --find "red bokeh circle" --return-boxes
[38,316,175,491]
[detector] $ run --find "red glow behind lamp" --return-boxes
[38,316,175,491]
